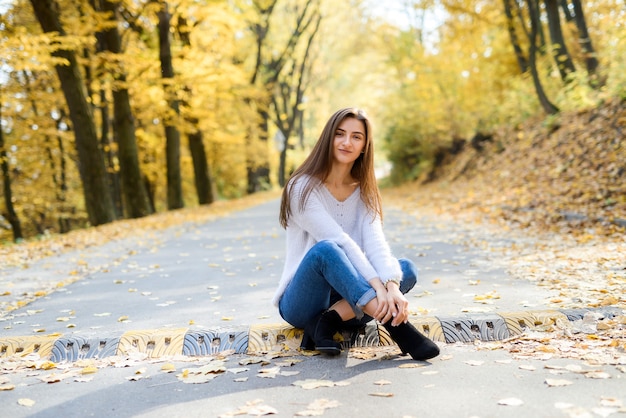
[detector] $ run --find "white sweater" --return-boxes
[272,175,403,307]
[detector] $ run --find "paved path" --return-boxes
[1,199,624,417]
[1,199,561,339]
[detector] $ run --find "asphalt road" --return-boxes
[1,199,624,417]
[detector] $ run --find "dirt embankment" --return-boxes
[384,99,625,314]
[406,97,626,238]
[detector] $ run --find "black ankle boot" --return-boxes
[383,321,440,361]
[301,310,343,356]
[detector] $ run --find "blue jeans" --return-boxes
[278,240,418,329]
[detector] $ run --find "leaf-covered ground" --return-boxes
[384,98,625,315]
[409,97,625,238]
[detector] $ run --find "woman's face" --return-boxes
[332,117,366,167]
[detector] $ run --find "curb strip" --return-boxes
[1,307,622,363]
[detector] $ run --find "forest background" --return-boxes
[0,0,624,246]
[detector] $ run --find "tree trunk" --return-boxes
[157,1,184,210]
[246,0,320,192]
[570,0,600,80]
[23,70,74,234]
[177,16,215,205]
[0,99,23,241]
[90,2,123,217]
[273,10,320,186]
[297,106,304,149]
[503,0,529,74]
[514,0,547,55]
[247,104,270,194]
[87,42,122,218]
[544,0,577,82]
[98,87,123,217]
[559,0,574,21]
[52,110,69,205]
[247,108,271,194]
[43,132,71,233]
[30,0,116,226]
[246,0,277,194]
[188,127,215,204]
[278,140,288,187]
[529,0,559,114]
[101,0,153,218]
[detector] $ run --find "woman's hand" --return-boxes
[373,288,392,324]
[384,282,409,326]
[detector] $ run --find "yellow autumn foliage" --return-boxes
[1,0,625,243]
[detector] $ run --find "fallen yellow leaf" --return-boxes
[81,366,98,375]
[601,296,619,306]
[292,379,335,389]
[584,371,611,379]
[38,361,57,370]
[398,363,426,368]
[374,379,392,386]
[295,399,341,416]
[18,398,35,407]
[545,378,573,387]
[161,363,176,372]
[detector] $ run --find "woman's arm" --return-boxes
[359,211,408,324]
[361,211,403,285]
[288,179,379,281]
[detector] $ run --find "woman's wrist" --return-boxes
[369,277,386,293]
[384,279,401,290]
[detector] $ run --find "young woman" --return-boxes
[273,107,439,361]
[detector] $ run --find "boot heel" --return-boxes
[384,321,440,361]
[300,332,315,351]
[305,310,342,356]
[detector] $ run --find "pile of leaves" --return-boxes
[405,97,625,239]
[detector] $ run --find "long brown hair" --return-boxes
[279,107,382,228]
